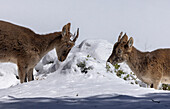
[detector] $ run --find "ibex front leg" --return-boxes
[18,63,28,83]
[27,68,34,81]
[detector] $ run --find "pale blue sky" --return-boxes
[0,0,170,51]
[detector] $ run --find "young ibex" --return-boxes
[107,32,170,89]
[0,20,79,83]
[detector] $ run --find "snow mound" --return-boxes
[75,39,113,61]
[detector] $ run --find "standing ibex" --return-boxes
[0,20,79,83]
[107,32,170,89]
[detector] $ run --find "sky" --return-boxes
[0,0,170,51]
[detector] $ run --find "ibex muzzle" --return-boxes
[107,32,133,65]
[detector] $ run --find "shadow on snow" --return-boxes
[0,93,170,109]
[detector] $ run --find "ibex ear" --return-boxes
[120,33,128,43]
[127,37,134,48]
[62,23,71,37]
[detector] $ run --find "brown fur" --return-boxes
[107,32,170,89]
[0,20,79,83]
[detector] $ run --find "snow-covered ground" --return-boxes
[0,40,169,109]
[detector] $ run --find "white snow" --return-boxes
[0,40,169,109]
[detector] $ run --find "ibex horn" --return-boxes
[118,32,123,42]
[73,28,79,42]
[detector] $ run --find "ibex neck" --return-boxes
[126,47,147,73]
[37,32,62,58]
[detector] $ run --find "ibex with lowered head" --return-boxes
[107,32,170,89]
[0,21,79,83]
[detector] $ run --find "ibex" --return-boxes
[0,20,79,83]
[107,32,170,89]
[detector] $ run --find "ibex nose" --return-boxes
[107,58,111,63]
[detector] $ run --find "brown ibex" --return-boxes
[107,32,170,89]
[0,20,79,83]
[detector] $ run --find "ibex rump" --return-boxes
[0,21,79,83]
[107,32,170,89]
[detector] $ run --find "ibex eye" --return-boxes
[67,45,71,48]
[118,49,122,53]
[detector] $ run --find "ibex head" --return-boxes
[57,23,79,62]
[107,32,134,65]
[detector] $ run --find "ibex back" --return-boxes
[107,32,170,89]
[0,21,79,83]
